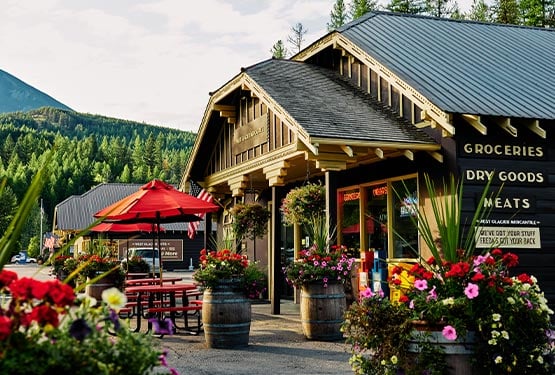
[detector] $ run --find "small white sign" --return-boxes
[476,226,541,249]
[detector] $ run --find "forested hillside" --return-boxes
[0,106,197,255]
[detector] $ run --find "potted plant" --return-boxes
[284,244,355,341]
[280,182,326,227]
[229,202,271,242]
[0,162,178,374]
[76,254,126,299]
[122,255,151,274]
[342,174,555,374]
[193,248,266,348]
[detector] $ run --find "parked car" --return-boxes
[11,254,37,263]
[122,248,160,274]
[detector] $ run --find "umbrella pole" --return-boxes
[157,213,163,285]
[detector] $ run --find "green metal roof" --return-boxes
[338,12,555,119]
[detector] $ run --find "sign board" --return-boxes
[233,113,269,155]
[475,226,541,249]
[118,239,184,261]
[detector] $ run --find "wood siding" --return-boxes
[206,97,295,175]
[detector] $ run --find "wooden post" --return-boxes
[270,186,285,315]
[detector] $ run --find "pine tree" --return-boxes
[425,0,457,17]
[328,0,350,31]
[494,0,519,24]
[350,0,379,20]
[467,0,491,21]
[387,0,426,14]
[270,40,288,59]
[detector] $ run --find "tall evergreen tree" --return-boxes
[270,40,288,59]
[328,0,350,31]
[287,23,308,55]
[350,0,379,19]
[494,0,520,23]
[387,0,426,14]
[425,0,457,17]
[467,0,491,21]
[519,0,555,26]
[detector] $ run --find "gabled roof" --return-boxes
[336,12,555,119]
[54,183,189,232]
[244,59,435,144]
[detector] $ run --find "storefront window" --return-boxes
[391,178,418,259]
[339,188,360,257]
[365,184,388,258]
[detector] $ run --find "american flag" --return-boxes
[187,180,213,239]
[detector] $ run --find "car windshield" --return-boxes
[134,249,158,258]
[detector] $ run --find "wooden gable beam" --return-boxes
[494,117,518,137]
[462,114,487,135]
[523,119,546,139]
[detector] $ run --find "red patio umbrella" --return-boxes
[94,179,219,282]
[90,222,165,233]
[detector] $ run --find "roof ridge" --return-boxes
[340,10,555,33]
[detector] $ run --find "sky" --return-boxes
[2,0,474,133]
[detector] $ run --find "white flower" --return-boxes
[501,331,509,340]
[494,356,503,364]
[488,338,498,345]
[441,297,455,306]
[507,296,516,305]
[491,330,500,338]
[492,313,501,322]
[390,355,398,364]
[537,355,544,364]
[101,287,127,312]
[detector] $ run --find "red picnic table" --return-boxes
[123,283,201,335]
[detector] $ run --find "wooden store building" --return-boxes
[181,12,555,313]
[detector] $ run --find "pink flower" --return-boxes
[359,288,374,299]
[414,279,428,291]
[426,285,437,301]
[442,325,457,341]
[464,283,479,299]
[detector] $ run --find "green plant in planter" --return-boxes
[123,255,151,273]
[0,161,177,374]
[229,202,271,241]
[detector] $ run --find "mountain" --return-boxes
[0,69,72,113]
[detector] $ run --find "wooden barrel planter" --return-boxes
[408,325,475,375]
[202,279,251,349]
[85,272,119,300]
[300,283,346,341]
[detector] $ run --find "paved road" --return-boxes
[5,264,354,375]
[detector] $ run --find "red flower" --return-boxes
[0,269,18,287]
[399,295,409,303]
[0,316,12,340]
[471,272,485,282]
[491,248,502,256]
[517,273,533,284]
[502,252,519,268]
[46,280,75,306]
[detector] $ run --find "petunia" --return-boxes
[69,318,93,341]
[360,288,374,299]
[149,318,174,335]
[464,283,479,299]
[414,279,428,291]
[442,325,457,341]
[102,287,127,312]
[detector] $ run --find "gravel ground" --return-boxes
[158,302,353,375]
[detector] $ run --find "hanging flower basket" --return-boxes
[280,182,325,226]
[230,203,271,241]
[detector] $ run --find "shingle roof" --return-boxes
[54,183,189,232]
[244,59,435,144]
[338,12,555,119]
